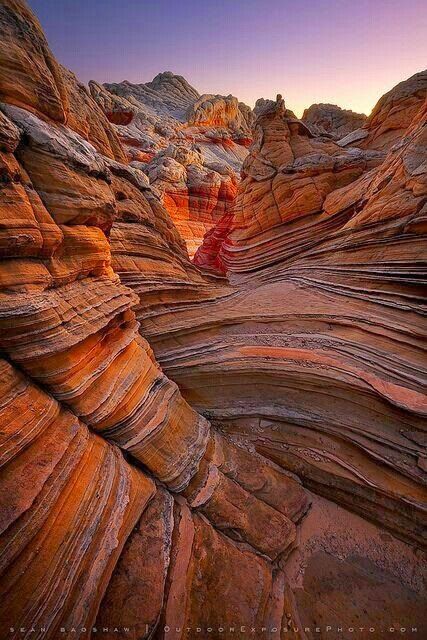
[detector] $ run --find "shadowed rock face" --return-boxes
[0,2,426,639]
[302,103,367,139]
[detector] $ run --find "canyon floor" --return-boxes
[0,1,426,639]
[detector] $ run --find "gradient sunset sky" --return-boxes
[29,0,426,117]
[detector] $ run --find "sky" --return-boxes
[28,0,426,118]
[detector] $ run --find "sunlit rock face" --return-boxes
[142,144,239,257]
[338,70,427,151]
[0,2,426,638]
[89,76,251,256]
[302,103,367,139]
[144,92,427,632]
[0,3,313,637]
[194,97,384,273]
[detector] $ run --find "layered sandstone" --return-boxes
[339,70,427,150]
[0,3,310,638]
[194,96,384,273]
[0,1,125,161]
[142,144,238,256]
[158,96,427,555]
[89,77,251,255]
[0,2,426,639]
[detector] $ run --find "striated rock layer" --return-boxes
[145,98,427,632]
[339,70,427,150]
[0,3,310,638]
[0,2,426,639]
[161,95,427,554]
[89,76,251,256]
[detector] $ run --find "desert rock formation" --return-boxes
[0,2,308,638]
[302,103,367,139]
[0,2,426,639]
[89,76,252,256]
[154,95,427,634]
[339,69,427,150]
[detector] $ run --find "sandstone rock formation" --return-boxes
[302,103,367,139]
[0,3,309,638]
[89,76,251,255]
[0,0,126,162]
[147,95,427,634]
[142,144,239,256]
[194,95,384,273]
[339,70,427,150]
[0,2,426,639]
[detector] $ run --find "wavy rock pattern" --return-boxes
[194,98,383,273]
[0,2,426,638]
[151,97,427,550]
[0,359,154,639]
[0,3,311,637]
[143,144,239,256]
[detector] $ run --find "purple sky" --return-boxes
[29,0,426,117]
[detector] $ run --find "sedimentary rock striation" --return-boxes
[144,93,427,629]
[0,3,310,638]
[339,70,427,150]
[89,76,251,255]
[167,94,427,549]
[194,96,384,273]
[0,2,426,639]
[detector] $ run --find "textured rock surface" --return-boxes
[159,96,427,553]
[143,144,239,256]
[194,96,384,273]
[0,2,426,639]
[89,76,251,255]
[0,0,124,161]
[0,0,68,122]
[0,359,155,637]
[339,70,427,151]
[0,3,310,637]
[150,97,427,551]
[302,103,367,139]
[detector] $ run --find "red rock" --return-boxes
[0,2,426,635]
[0,0,68,122]
[96,488,174,639]
[0,359,154,638]
[146,97,427,552]
[89,77,251,255]
[196,96,381,273]
[105,110,134,126]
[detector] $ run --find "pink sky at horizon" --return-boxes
[29,0,427,119]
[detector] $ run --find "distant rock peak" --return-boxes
[302,103,367,139]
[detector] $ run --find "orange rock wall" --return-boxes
[0,3,426,638]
